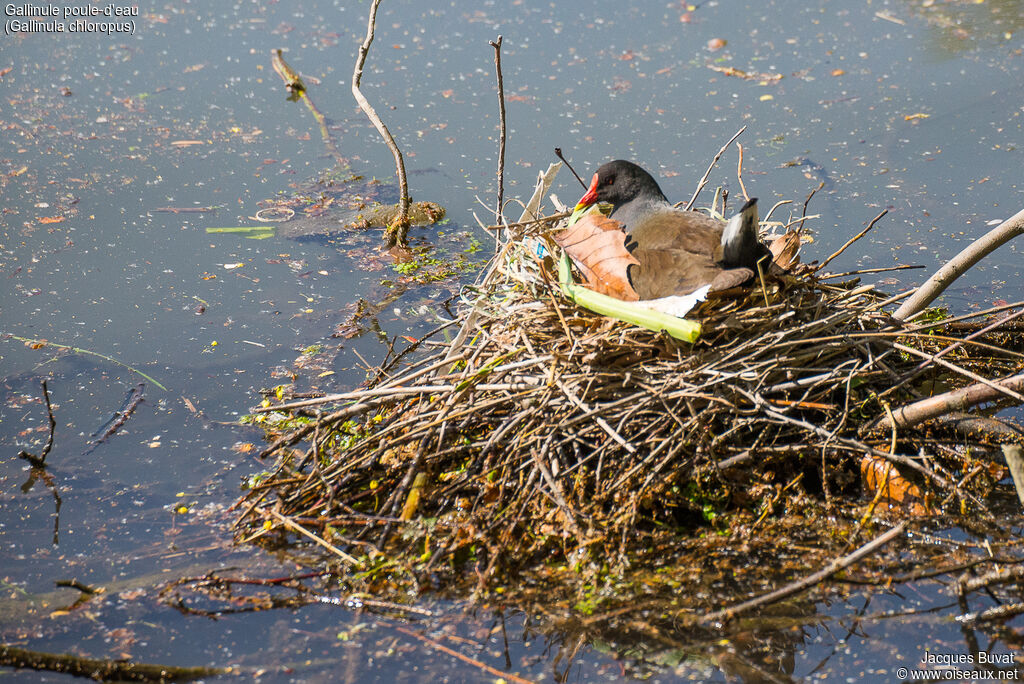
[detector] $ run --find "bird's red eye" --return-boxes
[605,177,614,185]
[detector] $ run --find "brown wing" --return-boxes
[630,248,757,298]
[626,208,725,258]
[708,266,757,292]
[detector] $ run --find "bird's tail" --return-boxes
[721,198,767,270]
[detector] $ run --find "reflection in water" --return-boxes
[907,0,1024,57]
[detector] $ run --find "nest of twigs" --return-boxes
[234,175,1024,618]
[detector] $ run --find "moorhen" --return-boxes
[573,159,772,298]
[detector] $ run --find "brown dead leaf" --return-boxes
[38,216,65,224]
[555,213,640,301]
[769,231,801,270]
[388,245,414,262]
[860,455,933,515]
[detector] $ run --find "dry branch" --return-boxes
[684,126,745,211]
[352,0,411,247]
[871,372,1024,432]
[894,207,1024,321]
[489,35,507,225]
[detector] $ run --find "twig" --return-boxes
[254,351,470,412]
[893,207,1024,321]
[884,307,1024,397]
[441,172,558,364]
[483,210,570,232]
[18,380,55,467]
[555,148,586,189]
[818,264,925,280]
[701,521,907,625]
[352,0,411,247]
[762,199,792,224]
[736,142,749,201]
[802,180,825,228]
[530,448,585,538]
[267,509,361,566]
[490,36,507,226]
[685,125,745,211]
[956,562,1024,595]
[889,341,1024,403]
[816,210,888,272]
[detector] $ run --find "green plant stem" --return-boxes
[5,335,168,391]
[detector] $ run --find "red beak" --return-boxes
[575,172,599,208]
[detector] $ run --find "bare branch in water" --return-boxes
[894,207,1024,321]
[352,0,411,247]
[489,35,507,227]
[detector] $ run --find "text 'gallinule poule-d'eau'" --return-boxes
[573,159,773,299]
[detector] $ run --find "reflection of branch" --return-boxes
[271,49,347,169]
[702,521,908,626]
[17,380,63,544]
[20,466,62,546]
[352,0,411,247]
[393,625,537,684]
[83,382,145,456]
[0,644,223,682]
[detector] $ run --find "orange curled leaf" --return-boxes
[554,213,640,301]
[860,455,933,516]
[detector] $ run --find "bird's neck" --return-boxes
[608,194,671,231]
